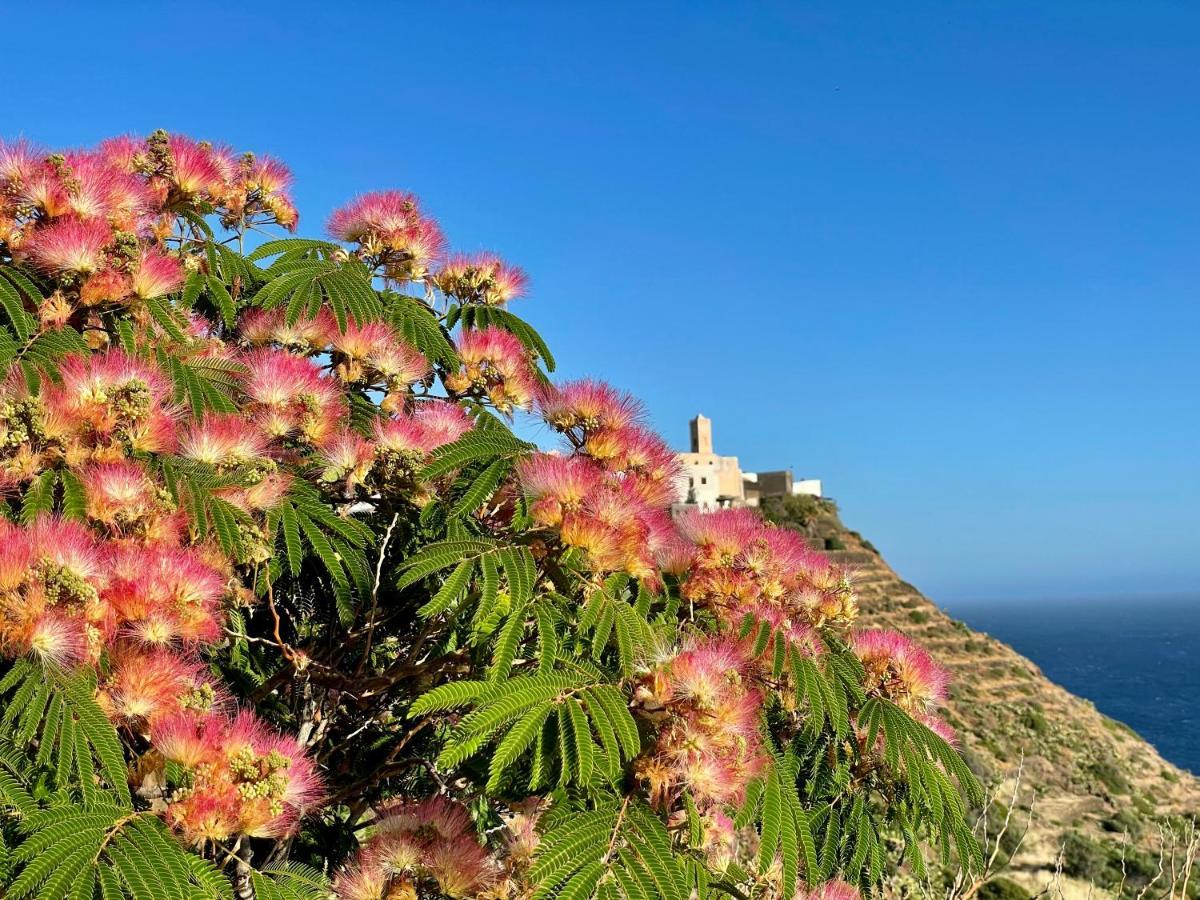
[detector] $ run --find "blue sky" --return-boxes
[4,2,1198,603]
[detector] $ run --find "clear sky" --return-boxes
[4,1,1197,603]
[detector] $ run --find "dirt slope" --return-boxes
[809,510,1199,897]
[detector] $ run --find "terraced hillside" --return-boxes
[765,497,1200,898]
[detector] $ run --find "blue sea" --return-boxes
[945,594,1200,774]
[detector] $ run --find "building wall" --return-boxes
[673,415,822,510]
[676,451,745,508]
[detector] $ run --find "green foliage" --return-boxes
[0,135,985,900]
[977,877,1032,900]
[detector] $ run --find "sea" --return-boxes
[944,594,1200,775]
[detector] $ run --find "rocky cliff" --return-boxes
[765,497,1200,898]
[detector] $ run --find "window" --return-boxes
[701,477,707,485]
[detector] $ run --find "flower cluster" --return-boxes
[853,628,954,741]
[432,252,528,306]
[333,796,497,900]
[327,190,445,281]
[636,638,768,814]
[677,507,858,652]
[0,132,296,326]
[0,350,177,487]
[372,401,474,485]
[444,326,538,413]
[155,711,320,844]
[0,517,221,669]
[516,380,683,582]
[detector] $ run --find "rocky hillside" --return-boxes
[762,497,1200,899]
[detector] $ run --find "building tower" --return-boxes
[689,414,713,454]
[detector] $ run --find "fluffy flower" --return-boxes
[238,307,333,350]
[516,454,604,526]
[432,252,528,305]
[179,413,270,468]
[80,460,161,528]
[318,430,375,491]
[444,327,536,413]
[24,218,112,273]
[167,136,227,199]
[99,647,217,725]
[373,402,473,458]
[130,250,184,299]
[853,629,949,713]
[334,796,496,900]
[796,882,862,900]
[537,379,643,433]
[330,321,429,387]
[639,636,768,810]
[327,190,446,277]
[160,710,322,843]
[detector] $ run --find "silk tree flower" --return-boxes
[674,507,858,640]
[0,139,42,189]
[853,629,949,714]
[238,307,334,350]
[537,379,644,434]
[443,327,537,413]
[333,796,497,900]
[79,268,132,305]
[24,217,113,274]
[105,544,227,646]
[371,402,474,488]
[330,320,429,387]
[166,135,228,199]
[60,151,151,227]
[97,646,218,726]
[240,348,347,446]
[327,190,447,279]
[0,518,106,667]
[638,637,768,811]
[796,882,863,900]
[179,413,271,469]
[432,252,528,305]
[79,459,163,529]
[158,710,322,844]
[318,430,376,491]
[516,453,604,526]
[16,164,70,219]
[51,350,175,438]
[373,402,473,458]
[130,249,184,299]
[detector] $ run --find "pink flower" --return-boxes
[853,629,950,712]
[168,135,227,198]
[432,252,529,305]
[444,327,537,412]
[79,460,159,527]
[327,190,446,276]
[25,611,87,667]
[372,401,474,459]
[130,250,184,299]
[179,413,270,468]
[796,882,862,900]
[25,217,112,273]
[517,454,604,526]
[537,379,643,432]
[0,139,42,188]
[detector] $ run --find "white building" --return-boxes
[673,415,746,510]
[673,415,823,510]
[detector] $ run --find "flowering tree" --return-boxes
[0,132,981,900]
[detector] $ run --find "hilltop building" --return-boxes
[673,414,822,511]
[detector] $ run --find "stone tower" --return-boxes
[689,414,713,454]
